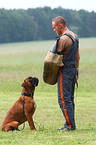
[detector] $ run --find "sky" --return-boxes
[0,0,96,12]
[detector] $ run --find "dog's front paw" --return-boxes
[31,128,36,131]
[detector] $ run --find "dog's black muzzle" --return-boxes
[29,77,39,87]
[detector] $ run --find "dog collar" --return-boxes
[21,91,34,98]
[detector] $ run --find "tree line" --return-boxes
[0,7,96,43]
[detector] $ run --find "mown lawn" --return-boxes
[0,38,96,145]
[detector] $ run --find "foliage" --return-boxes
[0,7,96,43]
[0,38,96,144]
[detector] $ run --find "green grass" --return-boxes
[0,38,96,145]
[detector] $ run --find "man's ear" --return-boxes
[58,23,62,29]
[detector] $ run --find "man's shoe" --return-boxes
[57,126,65,131]
[57,127,70,131]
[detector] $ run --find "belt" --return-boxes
[64,64,76,68]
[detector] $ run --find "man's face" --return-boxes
[52,22,61,35]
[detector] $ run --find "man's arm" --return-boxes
[76,47,80,68]
[76,47,80,81]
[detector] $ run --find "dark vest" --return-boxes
[64,33,79,67]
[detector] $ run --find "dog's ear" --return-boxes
[33,77,39,87]
[21,81,28,89]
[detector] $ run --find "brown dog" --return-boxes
[1,76,39,131]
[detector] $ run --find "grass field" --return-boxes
[0,38,96,145]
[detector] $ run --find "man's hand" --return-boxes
[76,68,79,88]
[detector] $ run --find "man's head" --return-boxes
[52,16,66,35]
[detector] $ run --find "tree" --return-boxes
[0,7,96,43]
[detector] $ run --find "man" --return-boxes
[52,16,80,131]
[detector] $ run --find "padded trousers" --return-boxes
[57,66,76,130]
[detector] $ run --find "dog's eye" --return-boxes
[29,77,32,82]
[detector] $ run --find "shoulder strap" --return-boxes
[64,33,75,42]
[75,34,79,44]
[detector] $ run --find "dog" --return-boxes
[1,76,39,131]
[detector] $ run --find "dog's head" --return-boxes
[21,76,39,91]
